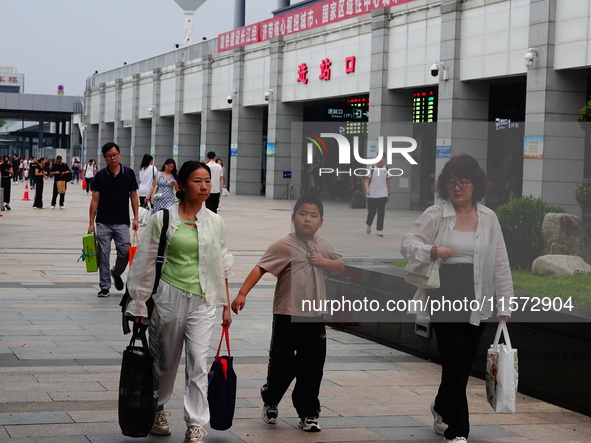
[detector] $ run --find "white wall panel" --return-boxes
[90,91,100,124]
[183,68,203,114]
[138,78,153,119]
[121,84,133,121]
[459,0,528,80]
[104,86,116,123]
[243,51,270,106]
[210,62,233,110]
[388,17,441,88]
[160,74,176,117]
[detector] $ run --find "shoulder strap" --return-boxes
[120,208,169,335]
[152,208,169,294]
[215,326,231,360]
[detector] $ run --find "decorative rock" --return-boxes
[532,255,591,276]
[541,213,591,263]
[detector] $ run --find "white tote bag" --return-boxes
[486,321,518,413]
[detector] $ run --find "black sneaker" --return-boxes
[97,289,110,297]
[4,204,10,211]
[111,271,124,291]
[262,404,278,424]
[299,417,321,432]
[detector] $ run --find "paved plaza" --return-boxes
[0,181,590,442]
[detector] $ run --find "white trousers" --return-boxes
[149,280,216,427]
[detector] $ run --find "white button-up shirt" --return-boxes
[400,200,513,325]
[126,203,233,318]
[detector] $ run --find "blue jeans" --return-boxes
[96,223,130,291]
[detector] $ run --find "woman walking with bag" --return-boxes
[147,158,178,214]
[126,160,233,443]
[400,154,513,443]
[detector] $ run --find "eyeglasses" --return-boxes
[104,153,119,159]
[447,180,472,189]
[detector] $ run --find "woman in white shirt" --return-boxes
[138,154,158,209]
[400,154,513,443]
[126,161,232,443]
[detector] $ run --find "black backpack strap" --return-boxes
[120,208,169,335]
[153,208,169,294]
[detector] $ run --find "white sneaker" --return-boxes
[376,231,384,237]
[431,402,448,435]
[366,225,371,234]
[443,437,467,443]
[183,426,207,443]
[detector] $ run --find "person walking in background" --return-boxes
[126,161,233,443]
[50,155,71,209]
[83,159,97,194]
[71,157,81,184]
[138,154,157,209]
[0,156,13,210]
[32,157,48,209]
[88,143,139,298]
[400,154,513,443]
[147,158,178,214]
[29,157,38,190]
[11,154,20,183]
[231,195,344,433]
[215,157,226,211]
[364,155,390,237]
[204,151,222,213]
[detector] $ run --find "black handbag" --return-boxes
[118,323,159,437]
[208,326,237,431]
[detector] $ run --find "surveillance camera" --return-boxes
[264,89,272,101]
[227,94,233,104]
[430,63,440,77]
[524,52,535,67]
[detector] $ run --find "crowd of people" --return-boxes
[2,145,514,443]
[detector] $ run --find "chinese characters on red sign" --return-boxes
[297,56,356,85]
[218,0,416,52]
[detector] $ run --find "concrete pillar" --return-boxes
[97,83,114,168]
[227,47,265,196]
[368,7,414,210]
[523,0,587,215]
[114,79,132,166]
[173,62,201,167]
[265,37,303,199]
[150,69,174,167]
[435,0,489,182]
[130,74,151,171]
[200,56,231,164]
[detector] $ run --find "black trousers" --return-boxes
[261,314,326,419]
[430,264,486,440]
[205,192,220,213]
[33,179,44,208]
[365,197,387,231]
[51,181,66,207]
[1,177,11,204]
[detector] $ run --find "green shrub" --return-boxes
[496,196,566,270]
[574,178,591,212]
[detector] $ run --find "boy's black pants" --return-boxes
[261,314,326,419]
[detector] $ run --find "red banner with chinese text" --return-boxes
[217,0,416,52]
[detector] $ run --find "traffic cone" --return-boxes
[22,184,31,201]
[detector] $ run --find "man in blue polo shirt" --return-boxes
[88,142,139,297]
